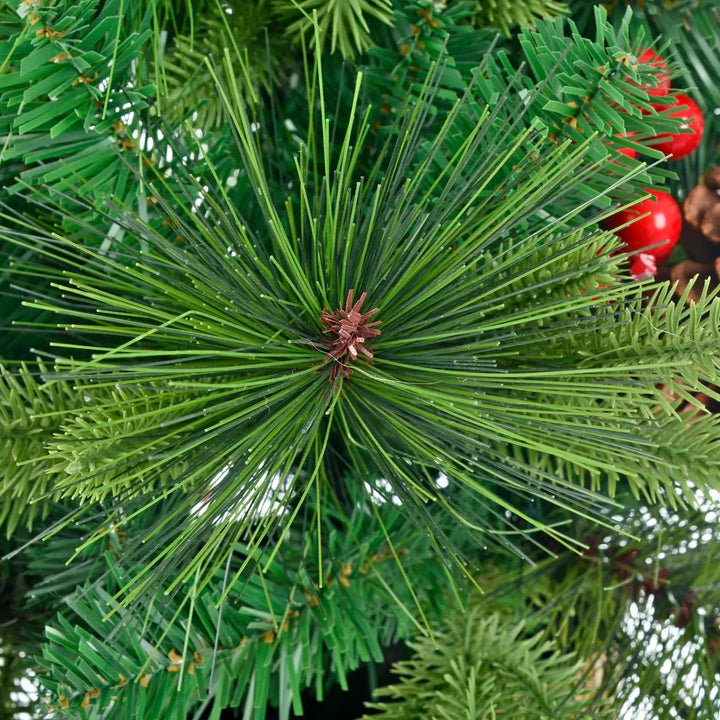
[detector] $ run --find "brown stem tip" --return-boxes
[320,289,381,382]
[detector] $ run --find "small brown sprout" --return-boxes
[320,289,381,382]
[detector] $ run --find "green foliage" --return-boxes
[501,279,720,503]
[0,0,160,361]
[363,0,496,121]
[473,7,686,195]
[473,0,570,34]
[0,0,154,207]
[0,361,82,537]
[273,0,395,59]
[368,4,687,205]
[364,600,608,719]
[6,16,720,615]
[36,498,458,720]
[3,3,720,720]
[158,0,292,127]
[46,382,199,503]
[599,0,720,16]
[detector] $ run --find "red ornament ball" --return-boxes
[650,94,704,160]
[636,48,671,97]
[601,190,682,265]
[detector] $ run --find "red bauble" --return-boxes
[601,190,682,265]
[650,94,704,160]
[636,48,671,97]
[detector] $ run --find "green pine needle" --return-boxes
[274,0,395,60]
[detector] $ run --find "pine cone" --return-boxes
[685,171,720,242]
[670,166,720,301]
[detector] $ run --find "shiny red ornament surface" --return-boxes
[650,94,704,160]
[601,190,682,265]
[636,48,671,97]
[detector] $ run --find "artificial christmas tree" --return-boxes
[2,1,720,719]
